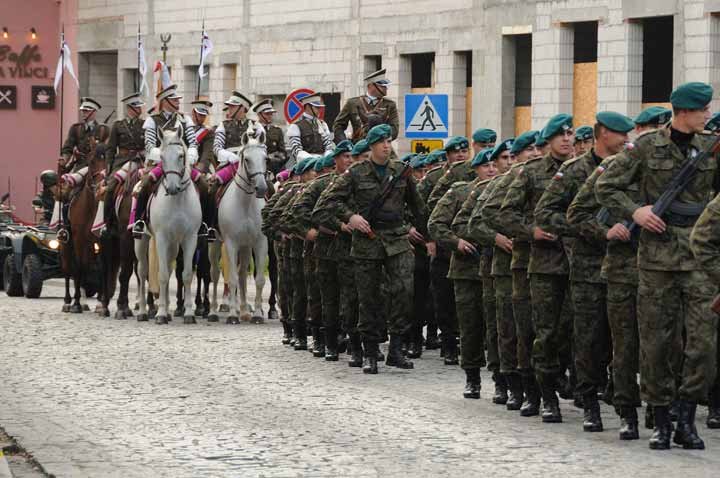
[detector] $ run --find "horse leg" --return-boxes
[182,237,198,324]
[224,240,240,324]
[174,248,184,317]
[238,246,251,321]
[117,244,134,319]
[134,236,149,321]
[71,265,83,313]
[208,242,222,321]
[252,237,268,323]
[155,235,174,324]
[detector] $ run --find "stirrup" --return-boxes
[198,222,209,237]
[206,227,218,243]
[132,220,147,238]
[57,227,70,244]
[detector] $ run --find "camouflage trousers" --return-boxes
[274,241,291,320]
[355,251,413,344]
[530,273,572,386]
[430,256,457,339]
[303,252,322,328]
[712,321,720,407]
[495,275,518,375]
[637,269,718,405]
[572,280,611,397]
[281,242,294,321]
[512,269,534,374]
[289,256,306,327]
[317,258,340,331]
[482,275,499,373]
[267,238,278,309]
[454,279,485,370]
[411,253,434,342]
[606,281,640,408]
[338,259,359,334]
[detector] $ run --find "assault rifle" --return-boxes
[364,162,411,239]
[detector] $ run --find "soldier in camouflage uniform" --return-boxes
[314,124,428,374]
[499,113,575,424]
[536,111,634,433]
[470,128,497,155]
[573,126,594,157]
[599,82,718,451]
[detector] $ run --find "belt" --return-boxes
[663,200,707,227]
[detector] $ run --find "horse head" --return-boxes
[159,123,187,196]
[241,127,268,199]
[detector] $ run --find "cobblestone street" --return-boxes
[0,280,717,478]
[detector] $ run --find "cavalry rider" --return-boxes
[191,100,216,172]
[99,92,146,236]
[253,98,287,176]
[286,92,335,170]
[131,84,203,237]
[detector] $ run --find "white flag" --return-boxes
[198,31,213,79]
[138,37,149,95]
[53,42,79,93]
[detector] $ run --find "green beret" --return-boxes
[596,111,635,133]
[351,139,370,156]
[444,136,470,152]
[409,155,425,169]
[575,126,594,141]
[424,149,446,166]
[472,128,497,144]
[292,158,309,175]
[634,106,672,126]
[535,132,547,147]
[297,158,316,175]
[511,130,539,154]
[541,113,573,141]
[313,155,328,172]
[333,140,354,156]
[470,148,494,167]
[366,124,392,144]
[490,138,514,160]
[670,82,713,110]
[706,112,720,133]
[400,153,416,164]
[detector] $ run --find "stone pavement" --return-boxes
[0,279,718,478]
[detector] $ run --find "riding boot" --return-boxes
[362,340,379,374]
[312,327,326,358]
[133,182,151,237]
[293,319,308,350]
[348,333,363,368]
[443,335,459,365]
[463,368,481,399]
[324,328,339,361]
[619,406,640,440]
[386,335,414,369]
[102,185,115,236]
[506,374,524,411]
[673,400,705,450]
[492,371,508,405]
[582,393,604,432]
[520,374,541,417]
[541,379,562,423]
[649,406,673,450]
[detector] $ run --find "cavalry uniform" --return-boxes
[252,99,287,175]
[61,97,110,174]
[286,93,334,171]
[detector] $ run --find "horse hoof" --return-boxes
[173,307,185,317]
[70,304,83,314]
[114,310,127,320]
[268,308,279,320]
[226,316,239,325]
[123,308,134,318]
[94,304,104,314]
[240,313,252,322]
[134,303,139,311]
[251,315,265,324]
[156,316,169,325]
[207,314,219,323]
[193,308,203,317]
[61,304,71,313]
[219,304,230,313]
[183,316,197,325]
[148,309,158,319]
[100,308,110,318]
[137,314,149,322]
[82,304,90,311]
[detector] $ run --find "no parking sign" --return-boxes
[283,88,324,123]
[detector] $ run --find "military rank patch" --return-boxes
[596,166,605,174]
[552,172,564,180]
[625,142,635,151]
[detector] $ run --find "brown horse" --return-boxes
[58,139,105,313]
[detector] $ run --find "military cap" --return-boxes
[444,136,470,152]
[364,68,391,86]
[366,124,392,145]
[293,158,310,175]
[472,128,497,144]
[410,155,426,170]
[330,140,353,159]
[511,130,539,154]
[534,132,547,147]
[156,85,181,101]
[191,100,213,116]
[490,138,514,160]
[351,139,370,156]
[400,153,417,164]
[297,157,317,175]
[147,105,157,115]
[471,148,494,167]
[574,126,594,141]
[596,111,635,133]
[634,106,672,126]
[314,154,330,172]
[121,92,145,108]
[300,92,325,107]
[79,97,102,111]
[40,170,58,187]
[224,90,252,109]
[541,113,573,141]
[252,98,276,114]
[424,149,446,166]
[670,82,713,110]
[706,112,720,133]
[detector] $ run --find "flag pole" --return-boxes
[136,23,140,93]
[59,25,65,156]
[196,18,204,100]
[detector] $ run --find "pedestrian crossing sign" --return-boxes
[404,94,449,139]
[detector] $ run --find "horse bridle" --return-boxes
[233,144,266,195]
[162,140,191,194]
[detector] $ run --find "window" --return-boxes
[642,16,673,103]
[515,34,532,107]
[410,53,435,89]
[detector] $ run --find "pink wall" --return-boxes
[0,0,78,222]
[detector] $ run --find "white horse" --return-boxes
[216,131,269,324]
[142,125,202,324]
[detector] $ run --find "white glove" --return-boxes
[187,147,199,166]
[148,147,161,165]
[217,149,240,166]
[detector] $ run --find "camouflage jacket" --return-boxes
[312,175,354,261]
[427,160,476,214]
[429,181,475,279]
[263,180,299,240]
[596,127,719,272]
[292,172,337,259]
[106,117,145,173]
[446,178,489,280]
[690,192,720,283]
[466,176,502,278]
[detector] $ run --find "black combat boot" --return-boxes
[506,374,524,411]
[649,406,672,450]
[406,337,423,359]
[324,328,339,362]
[281,321,292,345]
[311,327,326,358]
[443,336,459,365]
[645,403,655,429]
[386,335,414,369]
[362,340,379,374]
[708,388,720,429]
[557,373,573,400]
[669,400,680,422]
[541,380,562,423]
[293,320,308,350]
[464,368,481,399]
[619,407,640,440]
[348,333,363,368]
[425,327,440,350]
[582,394,603,432]
[520,374,541,417]
[673,400,705,450]
[492,372,508,405]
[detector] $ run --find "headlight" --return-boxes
[93,242,100,253]
[48,239,60,250]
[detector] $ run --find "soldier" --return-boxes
[471,128,497,155]
[573,126,594,157]
[499,113,575,424]
[32,170,58,225]
[99,93,146,236]
[191,100,216,172]
[333,68,398,143]
[535,134,550,158]
[287,93,335,171]
[634,106,672,135]
[535,111,634,433]
[60,97,109,173]
[314,124,428,374]
[253,98,287,175]
[599,82,718,451]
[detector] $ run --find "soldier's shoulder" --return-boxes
[633,129,662,148]
[449,160,469,171]
[347,160,371,175]
[520,156,544,170]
